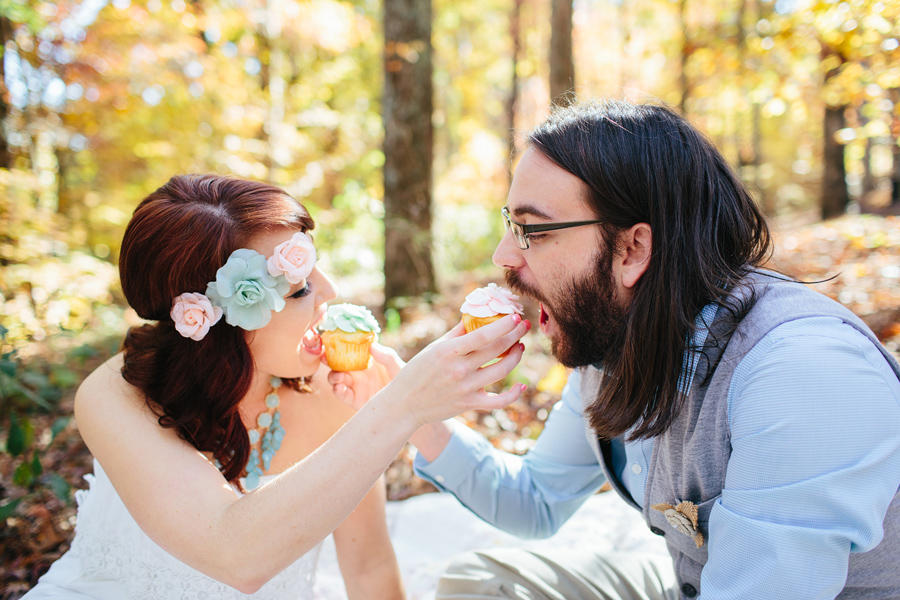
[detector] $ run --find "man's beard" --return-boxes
[505,252,627,368]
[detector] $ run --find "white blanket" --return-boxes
[315,492,669,599]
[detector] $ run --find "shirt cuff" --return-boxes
[413,420,493,492]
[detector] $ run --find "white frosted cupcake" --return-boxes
[460,283,524,357]
[319,304,381,371]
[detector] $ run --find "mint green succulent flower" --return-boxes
[205,249,290,331]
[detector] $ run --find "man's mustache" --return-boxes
[504,269,548,306]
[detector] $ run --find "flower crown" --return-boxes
[170,231,316,341]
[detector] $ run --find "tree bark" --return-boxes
[0,15,13,170]
[821,104,850,219]
[549,0,575,107]
[820,44,850,220]
[861,130,875,201]
[736,0,771,214]
[678,0,691,114]
[382,0,435,307]
[617,1,631,90]
[506,0,525,186]
[892,143,900,206]
[891,89,900,207]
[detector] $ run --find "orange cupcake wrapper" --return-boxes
[461,313,513,358]
[462,313,504,333]
[321,331,376,371]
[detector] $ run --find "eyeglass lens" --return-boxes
[502,209,529,249]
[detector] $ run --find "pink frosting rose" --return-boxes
[460,283,524,318]
[171,292,223,341]
[267,231,317,284]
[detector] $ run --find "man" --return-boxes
[408,100,900,599]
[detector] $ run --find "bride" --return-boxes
[24,174,529,599]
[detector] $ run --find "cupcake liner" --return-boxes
[461,313,512,358]
[462,313,504,333]
[321,330,376,371]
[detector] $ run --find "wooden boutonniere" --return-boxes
[651,500,704,548]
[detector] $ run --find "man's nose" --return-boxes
[492,229,525,270]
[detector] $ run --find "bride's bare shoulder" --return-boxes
[74,353,146,421]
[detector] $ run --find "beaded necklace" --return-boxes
[244,376,287,490]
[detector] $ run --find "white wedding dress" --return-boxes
[24,460,321,600]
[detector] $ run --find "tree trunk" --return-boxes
[861,131,875,201]
[821,105,850,219]
[549,0,574,107]
[736,0,771,214]
[617,0,631,90]
[267,36,285,184]
[678,0,691,114]
[891,89,900,207]
[506,0,525,186]
[382,0,435,307]
[892,144,900,206]
[56,146,74,216]
[256,24,272,181]
[0,15,13,170]
[752,103,773,214]
[820,44,850,220]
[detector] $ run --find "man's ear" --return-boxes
[618,223,652,289]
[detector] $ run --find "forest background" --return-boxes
[2,0,900,595]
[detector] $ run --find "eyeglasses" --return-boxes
[501,206,603,250]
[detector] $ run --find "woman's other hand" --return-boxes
[327,343,404,411]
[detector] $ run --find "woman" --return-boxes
[25,175,528,599]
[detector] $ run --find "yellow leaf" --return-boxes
[537,364,570,395]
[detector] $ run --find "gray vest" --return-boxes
[581,272,900,599]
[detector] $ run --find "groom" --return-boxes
[409,99,900,599]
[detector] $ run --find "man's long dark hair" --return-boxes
[528,99,773,440]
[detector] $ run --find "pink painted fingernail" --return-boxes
[512,314,522,325]
[518,383,527,392]
[523,319,532,331]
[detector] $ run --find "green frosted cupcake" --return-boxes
[319,304,381,371]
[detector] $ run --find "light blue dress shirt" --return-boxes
[414,314,900,598]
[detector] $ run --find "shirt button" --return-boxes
[649,526,666,536]
[681,583,697,597]
[435,475,445,483]
[631,463,642,475]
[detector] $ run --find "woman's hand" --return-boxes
[372,314,530,430]
[327,343,404,411]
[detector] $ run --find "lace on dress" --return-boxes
[29,460,320,600]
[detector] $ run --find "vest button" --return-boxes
[649,526,666,536]
[681,583,697,597]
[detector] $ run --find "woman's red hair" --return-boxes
[118,174,314,485]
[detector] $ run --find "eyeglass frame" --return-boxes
[501,206,603,250]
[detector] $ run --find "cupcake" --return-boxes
[320,303,381,371]
[460,283,524,357]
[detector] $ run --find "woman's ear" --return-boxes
[618,223,652,289]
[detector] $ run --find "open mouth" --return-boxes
[539,303,553,335]
[301,327,323,354]
[302,310,326,354]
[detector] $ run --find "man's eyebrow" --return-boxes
[511,204,554,220]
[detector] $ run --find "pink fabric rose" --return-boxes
[171,292,223,341]
[460,283,524,318]
[267,231,317,284]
